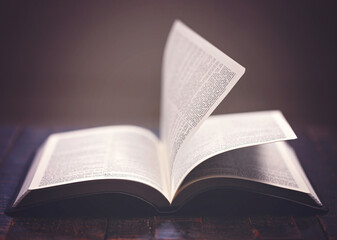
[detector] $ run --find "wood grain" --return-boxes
[249,216,301,239]
[0,127,20,239]
[107,217,153,239]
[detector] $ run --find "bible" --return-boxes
[6,20,325,215]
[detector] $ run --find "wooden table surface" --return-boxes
[0,125,336,240]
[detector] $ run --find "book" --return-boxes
[6,20,325,215]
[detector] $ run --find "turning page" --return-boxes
[160,20,246,175]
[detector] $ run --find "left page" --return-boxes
[27,126,170,200]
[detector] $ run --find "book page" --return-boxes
[160,20,245,175]
[280,142,322,205]
[13,142,46,207]
[171,111,297,197]
[177,142,309,195]
[29,126,170,200]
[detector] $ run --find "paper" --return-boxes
[29,126,169,198]
[171,111,297,196]
[160,20,246,175]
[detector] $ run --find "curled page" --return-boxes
[171,110,297,197]
[160,20,246,173]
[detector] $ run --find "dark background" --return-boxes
[1,0,336,129]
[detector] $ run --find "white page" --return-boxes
[177,142,309,195]
[279,142,322,205]
[171,111,297,197]
[29,126,169,199]
[160,20,245,175]
[13,143,46,207]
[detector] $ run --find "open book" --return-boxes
[6,20,324,215]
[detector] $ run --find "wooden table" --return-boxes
[0,126,336,239]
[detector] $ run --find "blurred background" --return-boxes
[1,0,336,129]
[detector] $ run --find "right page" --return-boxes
[171,111,297,198]
[160,20,245,176]
[173,141,322,207]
